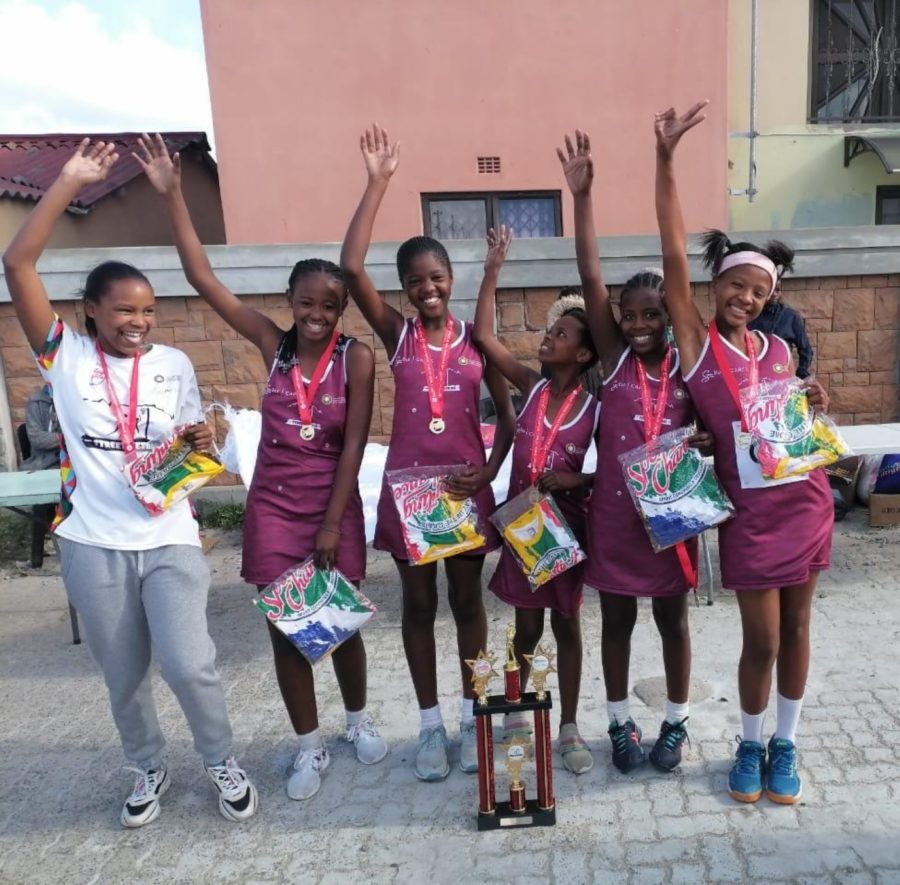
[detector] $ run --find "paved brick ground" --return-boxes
[1,509,898,884]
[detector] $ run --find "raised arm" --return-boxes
[654,102,709,373]
[340,124,405,355]
[472,227,540,394]
[3,140,117,351]
[135,134,282,361]
[557,130,623,376]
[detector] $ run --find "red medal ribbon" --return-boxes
[289,329,340,433]
[708,323,759,432]
[635,348,672,442]
[95,341,142,464]
[413,316,455,426]
[529,381,583,483]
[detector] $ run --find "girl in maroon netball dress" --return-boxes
[473,227,601,775]
[138,135,387,803]
[341,125,516,782]
[557,130,713,776]
[653,104,832,806]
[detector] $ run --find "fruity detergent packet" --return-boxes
[387,465,486,564]
[490,486,585,590]
[741,378,851,480]
[255,558,376,664]
[128,427,224,516]
[618,426,734,552]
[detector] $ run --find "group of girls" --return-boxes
[3,102,833,828]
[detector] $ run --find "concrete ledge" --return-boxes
[4,226,900,302]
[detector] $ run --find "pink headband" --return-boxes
[717,251,779,296]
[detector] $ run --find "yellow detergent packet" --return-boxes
[491,487,585,589]
[128,428,224,516]
[387,466,486,564]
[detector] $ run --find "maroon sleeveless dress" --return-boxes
[489,380,601,617]
[683,331,832,591]
[242,334,367,585]
[584,348,698,597]
[374,317,500,559]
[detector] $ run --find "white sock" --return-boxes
[665,699,690,725]
[774,693,803,743]
[297,728,323,751]
[460,697,475,725]
[419,704,443,730]
[345,708,365,728]
[607,698,631,726]
[740,710,766,745]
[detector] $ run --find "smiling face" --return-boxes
[402,251,453,320]
[618,287,668,357]
[85,278,156,357]
[713,264,772,329]
[538,314,592,368]
[288,272,346,344]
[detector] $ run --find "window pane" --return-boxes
[498,196,558,237]
[879,196,900,223]
[427,200,487,239]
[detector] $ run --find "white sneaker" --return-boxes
[286,746,330,800]
[346,716,388,765]
[459,720,479,773]
[205,756,259,822]
[120,765,170,828]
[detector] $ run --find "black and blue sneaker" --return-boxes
[728,736,767,803]
[649,717,690,772]
[608,718,645,773]
[766,736,802,804]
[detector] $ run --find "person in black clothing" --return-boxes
[747,282,814,378]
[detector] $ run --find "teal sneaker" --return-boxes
[459,720,479,773]
[414,725,450,781]
[766,737,802,804]
[728,737,766,803]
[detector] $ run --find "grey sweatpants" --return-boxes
[59,539,234,769]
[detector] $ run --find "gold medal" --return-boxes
[429,417,446,434]
[300,425,316,441]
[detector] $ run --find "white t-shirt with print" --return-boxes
[37,318,203,550]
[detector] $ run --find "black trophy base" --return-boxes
[477,799,556,831]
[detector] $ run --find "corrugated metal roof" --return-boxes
[0,132,212,211]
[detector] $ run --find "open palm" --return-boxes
[360,123,399,181]
[654,101,708,158]
[556,130,593,195]
[133,133,181,195]
[60,139,119,187]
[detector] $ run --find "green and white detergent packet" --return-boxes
[387,465,486,565]
[740,378,851,480]
[618,426,734,552]
[254,558,376,664]
[128,426,224,517]
[490,486,585,590]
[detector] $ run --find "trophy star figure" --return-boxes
[465,649,499,706]
[523,643,557,700]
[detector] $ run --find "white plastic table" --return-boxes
[835,423,900,456]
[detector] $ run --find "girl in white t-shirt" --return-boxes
[2,140,258,829]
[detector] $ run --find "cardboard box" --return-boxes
[869,493,900,527]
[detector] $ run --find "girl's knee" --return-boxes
[742,634,779,669]
[403,598,438,627]
[652,600,689,641]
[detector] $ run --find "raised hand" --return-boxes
[60,138,119,188]
[133,133,181,195]
[556,130,593,196]
[484,226,512,273]
[360,123,399,182]
[654,101,708,159]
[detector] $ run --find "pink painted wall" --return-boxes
[200,0,728,244]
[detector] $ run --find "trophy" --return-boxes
[470,624,557,830]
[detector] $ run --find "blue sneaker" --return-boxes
[728,736,766,803]
[608,718,645,773]
[414,725,450,781]
[766,736,802,804]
